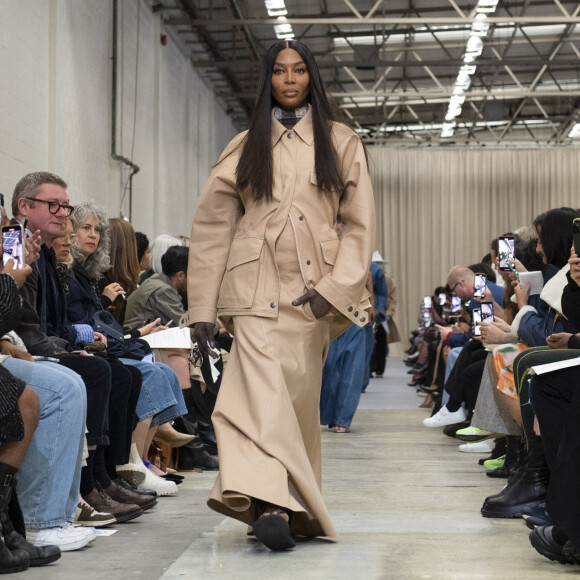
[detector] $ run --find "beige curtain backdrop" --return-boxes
[368,147,580,347]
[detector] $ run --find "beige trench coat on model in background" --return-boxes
[181,108,376,539]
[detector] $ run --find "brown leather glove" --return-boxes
[292,289,332,319]
[192,322,219,359]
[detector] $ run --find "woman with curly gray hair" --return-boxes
[57,202,188,500]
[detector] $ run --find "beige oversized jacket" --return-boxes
[181,108,376,338]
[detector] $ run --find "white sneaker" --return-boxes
[422,405,467,428]
[27,523,91,551]
[137,466,178,497]
[458,440,494,453]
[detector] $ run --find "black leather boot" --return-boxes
[481,435,549,518]
[0,468,61,567]
[197,421,217,456]
[175,389,218,455]
[486,435,523,478]
[0,464,31,573]
[177,439,219,471]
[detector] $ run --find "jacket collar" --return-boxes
[271,106,314,147]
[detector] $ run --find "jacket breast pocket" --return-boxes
[217,237,264,309]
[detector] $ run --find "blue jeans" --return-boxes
[2,358,86,528]
[442,346,463,406]
[119,360,186,427]
[320,324,366,428]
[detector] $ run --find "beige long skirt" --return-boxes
[207,221,336,539]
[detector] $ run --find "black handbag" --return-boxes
[91,310,152,361]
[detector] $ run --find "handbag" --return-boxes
[91,310,152,361]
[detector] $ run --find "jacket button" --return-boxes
[347,306,353,312]
[287,132,293,139]
[299,216,304,221]
[354,311,359,316]
[360,316,366,322]
[306,260,311,265]
[270,302,277,308]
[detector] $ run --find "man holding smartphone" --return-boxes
[423,264,506,428]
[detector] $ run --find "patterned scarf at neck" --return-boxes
[273,104,309,128]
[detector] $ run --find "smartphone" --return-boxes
[472,308,482,336]
[0,193,4,207]
[480,301,494,324]
[423,296,432,309]
[2,225,25,269]
[498,236,515,271]
[573,218,580,257]
[451,295,462,312]
[439,292,447,306]
[473,274,487,299]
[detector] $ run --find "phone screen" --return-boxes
[498,236,515,271]
[439,292,447,306]
[472,308,482,336]
[423,296,432,309]
[451,295,462,312]
[481,302,494,324]
[2,226,24,269]
[473,274,487,299]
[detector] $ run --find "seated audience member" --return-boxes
[478,208,580,518]
[9,172,117,548]
[0,254,61,569]
[66,204,188,493]
[124,245,218,470]
[138,234,180,285]
[423,263,506,427]
[135,231,151,284]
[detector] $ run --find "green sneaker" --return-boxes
[483,455,505,470]
[455,426,496,442]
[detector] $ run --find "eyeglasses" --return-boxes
[24,197,75,216]
[451,280,462,294]
[60,234,79,243]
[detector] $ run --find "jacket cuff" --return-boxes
[74,324,95,344]
[511,305,536,337]
[314,275,370,326]
[180,308,217,328]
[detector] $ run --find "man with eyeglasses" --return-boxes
[423,264,506,428]
[4,172,117,551]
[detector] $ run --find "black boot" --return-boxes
[197,421,217,456]
[0,473,61,567]
[486,435,523,478]
[481,435,549,518]
[175,389,218,455]
[177,439,219,471]
[0,464,31,573]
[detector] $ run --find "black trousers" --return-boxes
[370,324,387,375]
[107,358,141,465]
[55,353,111,447]
[445,341,488,415]
[532,362,580,551]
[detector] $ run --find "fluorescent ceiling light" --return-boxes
[265,2,294,39]
[568,123,580,138]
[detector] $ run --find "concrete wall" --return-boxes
[0,0,237,238]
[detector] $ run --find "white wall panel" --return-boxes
[0,0,237,238]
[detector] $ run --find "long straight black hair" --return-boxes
[236,40,345,202]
